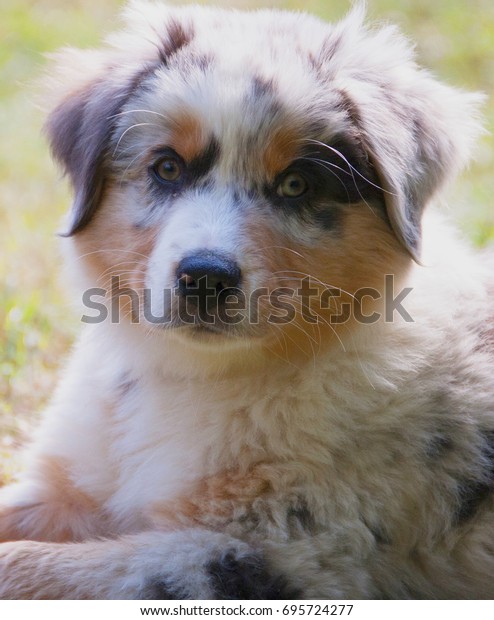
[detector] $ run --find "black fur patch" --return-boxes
[139,578,199,601]
[370,524,392,546]
[141,579,187,600]
[426,433,454,459]
[188,139,221,183]
[455,431,494,524]
[361,517,392,546]
[287,501,316,536]
[313,206,343,231]
[207,551,299,600]
[456,480,492,524]
[267,136,384,226]
[159,19,195,66]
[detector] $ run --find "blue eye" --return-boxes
[277,172,309,198]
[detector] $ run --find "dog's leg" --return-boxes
[0,529,296,599]
[0,458,107,543]
[0,496,104,545]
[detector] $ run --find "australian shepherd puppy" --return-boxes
[0,1,493,599]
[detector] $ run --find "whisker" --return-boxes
[253,245,309,261]
[110,109,168,121]
[74,249,152,262]
[113,123,156,157]
[301,138,395,196]
[270,269,358,301]
[299,157,352,203]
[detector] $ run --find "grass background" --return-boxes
[1,0,493,480]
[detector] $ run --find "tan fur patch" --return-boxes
[150,467,273,530]
[168,111,206,162]
[307,206,410,298]
[244,206,411,361]
[262,126,300,181]
[74,191,159,324]
[0,457,103,543]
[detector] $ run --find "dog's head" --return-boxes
[45,2,482,351]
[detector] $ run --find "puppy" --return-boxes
[1,1,493,599]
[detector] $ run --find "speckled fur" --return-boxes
[0,2,493,599]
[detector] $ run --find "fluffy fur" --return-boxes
[1,2,493,599]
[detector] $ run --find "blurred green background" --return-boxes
[1,0,493,478]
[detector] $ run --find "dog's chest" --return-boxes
[103,366,338,520]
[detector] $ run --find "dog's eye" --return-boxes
[153,156,183,182]
[276,172,309,198]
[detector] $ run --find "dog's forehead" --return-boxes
[115,11,351,182]
[165,6,332,63]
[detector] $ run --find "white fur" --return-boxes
[1,3,493,600]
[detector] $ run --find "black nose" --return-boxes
[176,251,241,310]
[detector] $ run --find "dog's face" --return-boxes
[45,3,480,352]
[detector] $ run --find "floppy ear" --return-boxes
[324,9,484,260]
[43,2,195,235]
[43,46,161,236]
[356,80,484,261]
[46,67,128,235]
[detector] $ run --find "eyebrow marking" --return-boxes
[168,112,206,162]
[263,126,301,181]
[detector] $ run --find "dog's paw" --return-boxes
[207,551,299,600]
[144,548,297,600]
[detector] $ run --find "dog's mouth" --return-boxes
[169,297,249,339]
[177,322,236,340]
[139,279,253,338]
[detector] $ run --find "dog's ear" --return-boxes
[359,81,484,261]
[325,10,484,260]
[43,4,195,236]
[44,53,145,235]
